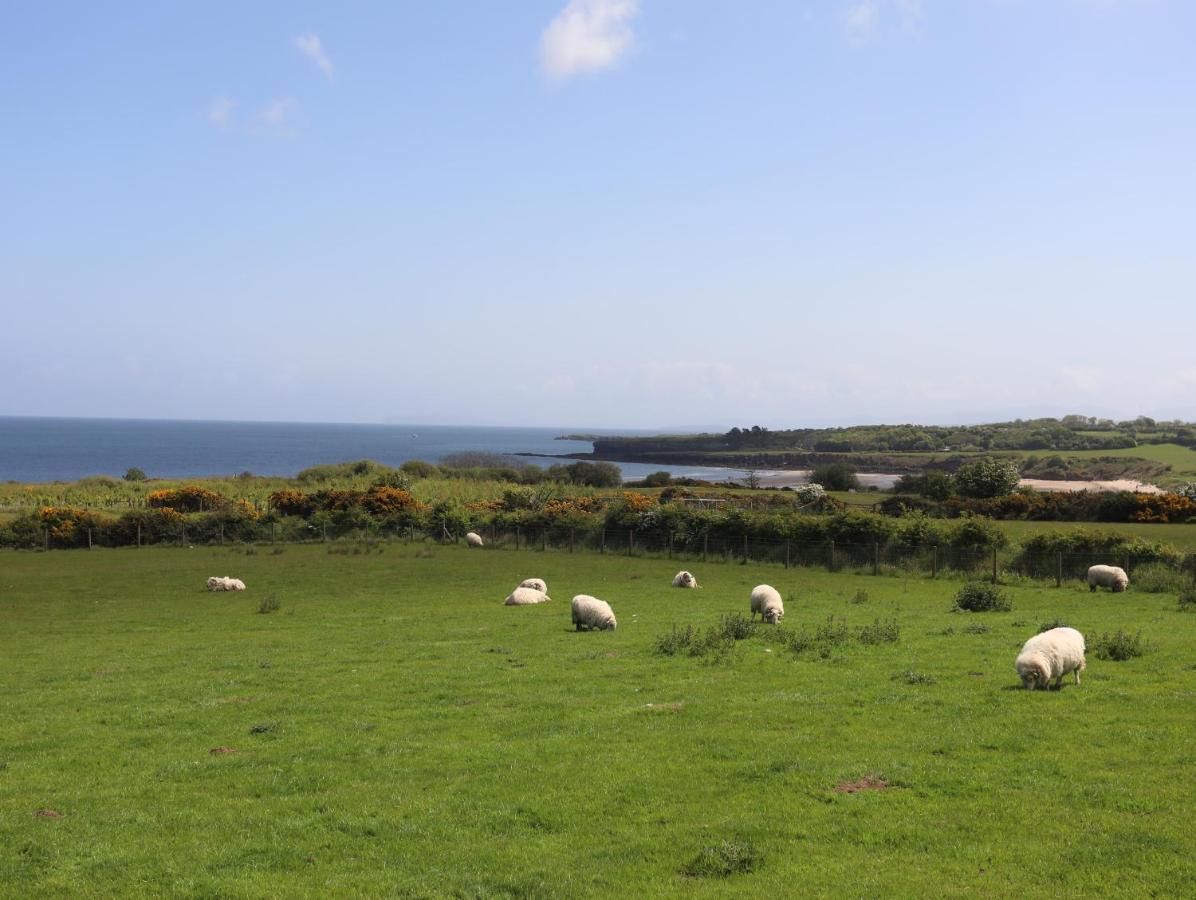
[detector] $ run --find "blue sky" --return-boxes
[2,1,1193,429]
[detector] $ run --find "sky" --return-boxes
[2,0,1194,430]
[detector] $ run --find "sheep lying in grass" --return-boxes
[750,584,784,624]
[1016,626,1086,690]
[519,578,548,593]
[465,532,484,547]
[571,595,617,631]
[671,570,699,589]
[206,576,246,592]
[505,587,551,606]
[1087,565,1129,593]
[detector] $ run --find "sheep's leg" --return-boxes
[1074,669,1081,685]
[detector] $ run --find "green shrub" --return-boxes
[953,582,1012,612]
[896,670,936,685]
[123,467,147,482]
[1130,563,1186,594]
[810,462,858,491]
[257,595,280,614]
[1038,618,1068,633]
[856,618,900,644]
[850,589,870,605]
[1090,629,1149,661]
[1179,587,1196,611]
[680,839,763,878]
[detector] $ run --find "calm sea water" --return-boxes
[0,417,753,484]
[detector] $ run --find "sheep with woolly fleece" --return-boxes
[519,578,548,593]
[1087,564,1128,593]
[505,587,551,606]
[671,570,699,589]
[465,532,484,547]
[206,576,246,592]
[1016,626,1086,690]
[750,584,784,624]
[571,595,617,631]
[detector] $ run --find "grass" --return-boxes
[1,544,1194,895]
[996,519,1196,551]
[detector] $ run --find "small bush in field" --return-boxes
[850,589,870,605]
[681,839,763,878]
[953,582,1012,613]
[1038,618,1068,633]
[1090,629,1149,661]
[257,595,280,614]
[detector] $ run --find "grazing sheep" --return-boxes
[206,576,246,592]
[505,587,551,606]
[1087,564,1129,593]
[519,578,548,593]
[750,584,784,624]
[465,532,484,547]
[1016,627,1086,690]
[671,570,699,589]
[571,595,617,631]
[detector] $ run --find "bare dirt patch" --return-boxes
[834,776,888,794]
[34,809,63,818]
[209,746,237,755]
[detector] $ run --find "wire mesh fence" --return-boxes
[31,519,1194,588]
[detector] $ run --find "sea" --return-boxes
[0,417,761,485]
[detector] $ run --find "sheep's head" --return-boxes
[764,608,783,625]
[1020,659,1049,689]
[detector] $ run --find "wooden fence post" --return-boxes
[541,530,547,552]
[873,542,880,576]
[322,523,327,543]
[932,546,937,578]
[992,547,999,584]
[1056,551,1062,588]
[515,526,520,550]
[271,522,276,545]
[628,530,634,557]
[785,540,790,569]
[87,528,93,550]
[219,524,224,546]
[828,540,835,572]
[703,533,708,563]
[137,523,141,549]
[570,528,575,554]
[600,529,605,554]
[668,533,673,560]
[44,527,49,551]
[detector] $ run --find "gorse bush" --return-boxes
[1089,629,1149,661]
[954,582,1012,612]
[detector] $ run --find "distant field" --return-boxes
[995,519,1196,551]
[1,544,1193,895]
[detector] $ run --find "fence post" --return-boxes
[785,540,790,569]
[570,528,575,554]
[322,523,327,543]
[668,533,673,560]
[1124,556,1131,577]
[137,523,141,549]
[219,524,224,546]
[932,545,938,578]
[873,542,880,576]
[992,546,999,585]
[180,525,186,547]
[1056,551,1062,588]
[542,531,547,552]
[828,540,835,572]
[628,530,634,557]
[743,534,749,564]
[600,529,604,553]
[409,525,415,544]
[703,533,708,563]
[44,527,49,551]
[515,526,520,550]
[271,522,276,545]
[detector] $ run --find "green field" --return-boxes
[995,519,1196,551]
[2,545,1194,896]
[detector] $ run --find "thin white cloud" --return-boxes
[207,95,235,129]
[843,0,922,44]
[256,97,299,136]
[294,32,334,80]
[540,0,639,81]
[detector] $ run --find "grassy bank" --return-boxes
[2,544,1193,895]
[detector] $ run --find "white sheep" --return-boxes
[750,584,784,624]
[1016,626,1086,690]
[505,587,551,606]
[465,532,484,547]
[1087,564,1128,593]
[671,570,699,589]
[519,578,548,593]
[205,576,246,592]
[571,594,617,631]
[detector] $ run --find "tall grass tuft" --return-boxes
[680,839,763,878]
[1089,629,1149,661]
